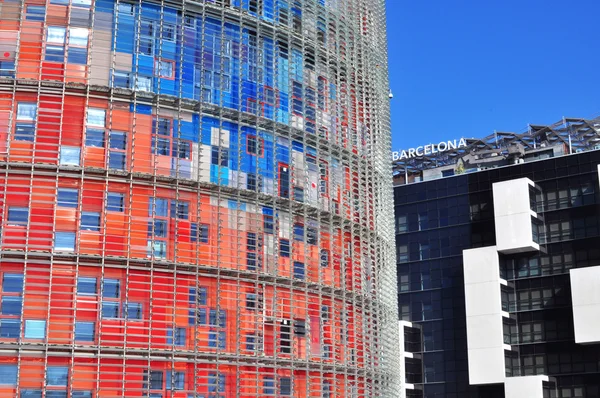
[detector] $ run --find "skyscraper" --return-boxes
[0,0,397,396]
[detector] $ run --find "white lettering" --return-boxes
[392,138,467,161]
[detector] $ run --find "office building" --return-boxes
[0,0,398,396]
[394,117,600,398]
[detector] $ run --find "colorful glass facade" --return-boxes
[0,0,397,396]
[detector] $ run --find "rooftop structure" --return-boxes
[393,117,600,186]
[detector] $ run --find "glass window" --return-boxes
[25,5,45,22]
[54,231,75,251]
[293,224,304,241]
[152,136,170,156]
[135,75,152,91]
[1,296,22,315]
[2,273,23,292]
[77,277,96,295]
[24,320,46,339]
[148,370,163,390]
[17,102,36,121]
[208,373,225,393]
[50,0,69,4]
[67,47,87,64]
[263,377,275,394]
[101,302,119,319]
[47,27,66,44]
[167,371,185,390]
[81,212,100,231]
[15,122,36,141]
[60,146,81,166]
[0,319,20,338]
[155,60,174,78]
[280,377,291,395]
[20,390,43,398]
[0,61,16,77]
[109,131,126,150]
[108,151,126,170]
[69,27,88,46]
[113,71,131,88]
[107,192,124,212]
[293,262,305,279]
[85,128,104,147]
[124,302,142,320]
[74,321,95,342]
[72,0,92,6]
[280,239,290,257]
[57,188,78,208]
[150,198,169,217]
[263,214,274,234]
[167,327,186,346]
[0,364,17,385]
[46,366,68,386]
[86,108,105,127]
[45,44,64,62]
[191,224,209,243]
[102,279,119,298]
[170,201,189,220]
[148,220,167,238]
[72,392,92,398]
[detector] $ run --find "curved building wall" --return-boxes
[0,0,397,396]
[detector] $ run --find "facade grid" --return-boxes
[0,0,398,396]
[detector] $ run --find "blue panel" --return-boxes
[130,104,153,115]
[263,207,273,216]
[307,146,317,157]
[292,141,304,152]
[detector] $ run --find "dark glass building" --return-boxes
[394,118,600,398]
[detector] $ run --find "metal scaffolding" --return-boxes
[0,0,398,396]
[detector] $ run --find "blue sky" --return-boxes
[386,0,600,151]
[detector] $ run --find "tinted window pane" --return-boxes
[101,302,119,318]
[0,319,20,338]
[102,279,119,298]
[0,365,17,385]
[57,188,78,208]
[60,146,80,166]
[107,192,124,212]
[46,366,68,386]
[77,277,96,295]
[21,390,43,398]
[54,232,75,251]
[8,207,28,224]
[81,212,100,231]
[2,273,24,292]
[85,128,104,147]
[1,296,22,315]
[24,320,46,339]
[75,321,95,341]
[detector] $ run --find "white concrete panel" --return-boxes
[463,246,507,385]
[466,347,506,385]
[492,178,539,254]
[493,178,534,217]
[463,246,500,285]
[570,266,600,344]
[505,376,549,398]
[465,314,504,350]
